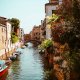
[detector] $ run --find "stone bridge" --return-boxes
[25,39,41,44]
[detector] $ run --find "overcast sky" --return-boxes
[0,0,48,33]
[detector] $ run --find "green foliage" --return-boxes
[39,39,53,49]
[11,33,19,43]
[42,39,53,49]
[72,0,80,20]
[38,45,44,50]
[47,14,60,24]
[58,1,80,75]
[8,18,20,28]
[62,51,80,72]
[59,0,80,50]
[60,31,79,49]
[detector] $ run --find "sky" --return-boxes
[0,0,48,34]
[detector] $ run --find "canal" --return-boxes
[6,43,53,80]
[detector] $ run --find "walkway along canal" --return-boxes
[6,43,57,80]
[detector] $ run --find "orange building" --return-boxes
[24,34,31,42]
[40,19,46,41]
[31,25,40,41]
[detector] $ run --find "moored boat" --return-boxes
[5,60,12,66]
[14,51,22,55]
[9,54,17,61]
[0,60,8,80]
[24,43,28,46]
[9,51,21,61]
[21,45,26,49]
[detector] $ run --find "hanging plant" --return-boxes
[38,39,54,54]
[47,14,60,24]
[42,39,53,49]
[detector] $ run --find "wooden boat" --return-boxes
[14,51,22,55]
[5,60,12,66]
[38,49,45,54]
[0,60,8,80]
[9,54,17,61]
[24,43,28,46]
[9,51,21,61]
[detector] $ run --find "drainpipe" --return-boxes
[5,23,8,59]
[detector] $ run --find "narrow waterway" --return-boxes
[6,43,51,80]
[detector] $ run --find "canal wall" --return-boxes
[42,41,80,80]
[0,42,23,60]
[41,42,70,80]
[0,48,15,60]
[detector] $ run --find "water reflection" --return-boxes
[6,43,44,80]
[7,60,21,80]
[6,43,56,80]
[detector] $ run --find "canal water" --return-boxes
[6,43,52,80]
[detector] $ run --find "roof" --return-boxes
[0,17,6,19]
[45,2,58,6]
[45,3,58,13]
[0,16,7,25]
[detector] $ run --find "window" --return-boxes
[2,27,3,32]
[39,33,40,35]
[2,36,4,43]
[35,37,37,39]
[52,10,56,14]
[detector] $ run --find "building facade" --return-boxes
[30,31,33,40]
[0,17,12,58]
[24,34,31,42]
[6,21,12,52]
[45,0,62,39]
[45,1,58,39]
[0,22,7,50]
[31,26,40,41]
[40,19,46,41]
[19,28,24,42]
